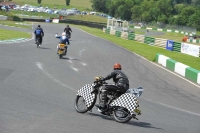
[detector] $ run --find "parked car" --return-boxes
[81,11,87,15]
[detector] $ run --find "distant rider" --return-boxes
[55,32,70,54]
[34,25,44,45]
[96,63,129,113]
[64,25,72,38]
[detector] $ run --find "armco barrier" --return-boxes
[0,15,8,20]
[59,19,106,29]
[156,53,200,85]
[22,18,106,29]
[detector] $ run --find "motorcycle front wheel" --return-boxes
[74,95,89,113]
[113,107,132,123]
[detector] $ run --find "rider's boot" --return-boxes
[64,49,67,55]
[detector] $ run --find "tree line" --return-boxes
[91,0,200,30]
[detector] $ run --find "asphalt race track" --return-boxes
[0,23,200,133]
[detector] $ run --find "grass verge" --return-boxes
[0,20,32,28]
[72,25,200,70]
[0,28,32,40]
[13,0,92,11]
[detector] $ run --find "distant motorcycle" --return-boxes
[74,76,143,123]
[66,32,71,39]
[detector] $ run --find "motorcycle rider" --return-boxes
[55,32,70,55]
[64,25,72,38]
[34,25,44,45]
[96,63,129,113]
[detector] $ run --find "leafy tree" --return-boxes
[91,0,106,12]
[131,5,142,22]
[66,0,70,6]
[113,0,134,20]
[175,6,196,25]
[188,10,200,30]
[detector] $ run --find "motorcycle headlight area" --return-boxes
[134,108,141,115]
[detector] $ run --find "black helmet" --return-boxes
[38,25,40,27]
[67,25,69,27]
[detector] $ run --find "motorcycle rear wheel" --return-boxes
[59,55,62,59]
[74,95,89,113]
[113,107,132,123]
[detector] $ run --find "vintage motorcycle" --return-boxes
[66,32,71,39]
[55,33,68,59]
[74,76,143,123]
[57,43,67,59]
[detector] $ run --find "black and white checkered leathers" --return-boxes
[77,84,95,108]
[111,93,138,115]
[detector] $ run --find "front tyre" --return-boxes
[113,107,132,123]
[74,95,89,113]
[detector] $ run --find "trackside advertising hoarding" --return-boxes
[166,40,174,51]
[181,43,200,57]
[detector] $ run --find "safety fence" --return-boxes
[0,15,7,20]
[129,26,200,44]
[103,28,200,57]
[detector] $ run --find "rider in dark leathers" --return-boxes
[64,25,72,38]
[96,63,129,112]
[34,25,44,44]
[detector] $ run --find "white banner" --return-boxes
[181,43,200,57]
[52,19,59,23]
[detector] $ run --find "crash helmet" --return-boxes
[113,63,121,70]
[62,32,66,36]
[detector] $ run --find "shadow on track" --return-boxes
[60,57,79,61]
[38,47,52,50]
[88,113,163,130]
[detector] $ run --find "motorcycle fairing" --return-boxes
[77,84,95,108]
[110,93,138,115]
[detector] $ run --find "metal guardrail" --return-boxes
[0,15,8,20]
[21,18,106,29]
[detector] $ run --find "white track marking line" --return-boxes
[36,62,76,91]
[67,58,79,72]
[143,98,200,117]
[76,27,200,88]
[81,62,87,66]
[72,67,78,72]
